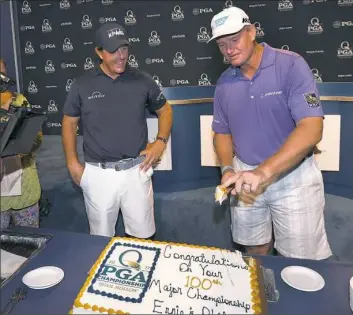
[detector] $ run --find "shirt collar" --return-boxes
[259,42,275,69]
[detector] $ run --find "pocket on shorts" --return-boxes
[79,165,88,187]
[140,166,154,181]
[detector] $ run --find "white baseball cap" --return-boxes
[208,6,251,43]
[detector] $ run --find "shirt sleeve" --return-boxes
[145,75,167,112]
[63,79,81,117]
[212,86,230,134]
[287,56,324,123]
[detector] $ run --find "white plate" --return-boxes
[22,266,64,289]
[281,266,325,292]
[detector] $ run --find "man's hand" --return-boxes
[221,168,236,185]
[220,167,270,195]
[68,161,85,185]
[139,140,166,172]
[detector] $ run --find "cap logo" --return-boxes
[215,16,228,27]
[242,17,250,23]
[108,28,124,38]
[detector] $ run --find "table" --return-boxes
[1,227,352,315]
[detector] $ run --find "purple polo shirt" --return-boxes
[212,42,324,165]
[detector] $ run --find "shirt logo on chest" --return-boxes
[88,91,105,100]
[260,90,283,98]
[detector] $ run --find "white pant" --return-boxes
[79,163,155,238]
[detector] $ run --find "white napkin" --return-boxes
[349,277,353,312]
[1,155,22,196]
[0,249,27,278]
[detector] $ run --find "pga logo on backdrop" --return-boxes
[337,41,353,58]
[173,52,186,67]
[128,55,139,68]
[48,100,58,112]
[171,5,184,21]
[63,38,74,52]
[44,60,55,73]
[24,41,35,54]
[169,78,190,86]
[278,0,294,11]
[27,81,38,94]
[42,19,52,33]
[145,57,164,64]
[198,73,211,86]
[59,0,71,10]
[46,122,62,128]
[21,0,31,14]
[307,17,323,35]
[197,27,211,43]
[153,75,162,87]
[81,15,92,29]
[148,31,161,46]
[192,7,213,15]
[333,20,353,28]
[40,43,56,50]
[124,10,137,25]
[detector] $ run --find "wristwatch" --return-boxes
[221,165,234,175]
[156,136,168,144]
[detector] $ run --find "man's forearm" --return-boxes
[214,133,234,168]
[258,117,323,183]
[156,104,173,139]
[62,116,80,166]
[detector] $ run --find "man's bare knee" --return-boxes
[245,242,272,255]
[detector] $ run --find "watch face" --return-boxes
[157,136,167,144]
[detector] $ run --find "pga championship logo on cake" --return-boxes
[89,244,160,301]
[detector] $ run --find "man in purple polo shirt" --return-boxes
[208,6,332,260]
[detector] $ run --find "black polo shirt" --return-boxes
[63,65,167,162]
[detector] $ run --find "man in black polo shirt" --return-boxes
[62,23,173,239]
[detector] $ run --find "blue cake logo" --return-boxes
[88,243,160,303]
[100,250,146,287]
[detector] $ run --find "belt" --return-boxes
[87,155,145,171]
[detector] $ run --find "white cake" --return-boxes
[71,238,264,314]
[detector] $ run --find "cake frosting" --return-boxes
[71,238,264,314]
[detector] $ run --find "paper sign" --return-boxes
[147,118,172,170]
